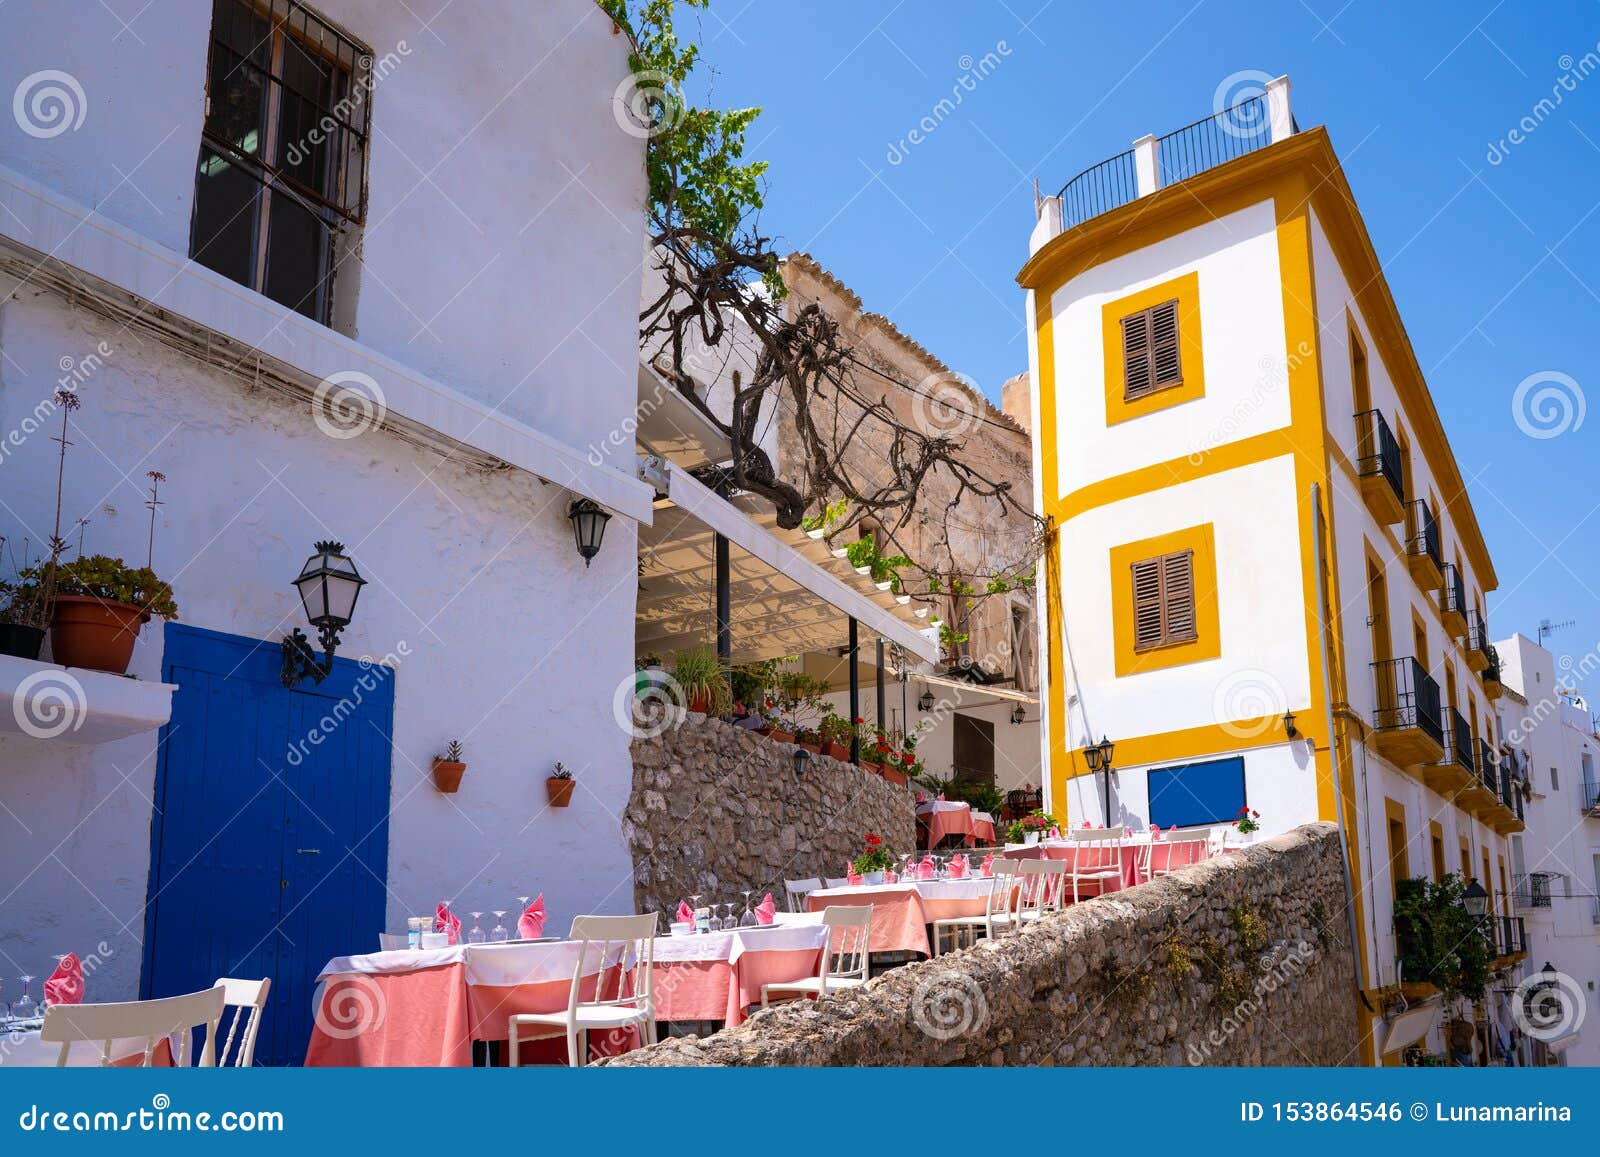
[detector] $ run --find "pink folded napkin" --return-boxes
[1049,827,1060,839]
[948,855,968,879]
[44,953,84,1006]
[676,899,695,926]
[916,792,926,803]
[916,855,936,880]
[435,904,461,946]
[1150,824,1163,840]
[1125,827,1135,838]
[937,792,946,801]
[517,894,546,939]
[1081,820,1091,828]
[980,853,994,877]
[847,867,863,886]
[755,893,776,925]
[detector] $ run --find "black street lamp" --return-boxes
[791,746,810,778]
[1082,735,1115,827]
[568,498,612,566]
[1461,878,1490,919]
[1010,703,1026,726]
[917,689,934,713]
[1283,709,1298,739]
[282,541,366,686]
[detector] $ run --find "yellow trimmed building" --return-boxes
[1019,78,1528,1063]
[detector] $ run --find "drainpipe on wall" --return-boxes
[1310,483,1373,1019]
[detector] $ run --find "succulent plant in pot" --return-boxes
[0,537,52,661]
[669,644,731,717]
[24,554,179,674]
[432,740,466,793]
[546,761,575,807]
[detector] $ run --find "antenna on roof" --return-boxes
[1033,177,1042,216]
[1538,618,1575,646]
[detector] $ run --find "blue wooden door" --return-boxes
[143,624,394,1065]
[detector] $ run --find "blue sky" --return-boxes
[689,0,1600,682]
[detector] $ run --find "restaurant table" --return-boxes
[916,800,976,847]
[804,877,1003,955]
[1,1020,176,1067]
[970,810,997,845]
[1005,835,1217,893]
[652,923,829,1026]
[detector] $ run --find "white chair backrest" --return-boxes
[1206,826,1228,856]
[987,858,1021,921]
[818,905,873,983]
[823,877,849,890]
[1157,833,1211,872]
[40,986,226,1067]
[213,977,270,1067]
[785,878,822,912]
[1069,826,1121,841]
[377,933,408,951]
[566,913,657,1016]
[1017,859,1067,915]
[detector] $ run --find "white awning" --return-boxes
[912,671,1038,705]
[1379,1000,1441,1056]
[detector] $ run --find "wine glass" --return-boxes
[688,894,703,931]
[722,902,737,930]
[490,911,509,943]
[467,912,486,944]
[14,976,36,1022]
[710,902,727,931]
[739,890,757,927]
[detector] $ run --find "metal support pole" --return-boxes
[714,532,731,699]
[875,638,886,734]
[848,618,860,764]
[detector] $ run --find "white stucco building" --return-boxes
[1497,634,1600,1065]
[0,0,657,1064]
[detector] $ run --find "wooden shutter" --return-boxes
[1162,550,1196,642]
[1131,549,1196,650]
[1131,558,1164,648]
[1120,300,1183,401]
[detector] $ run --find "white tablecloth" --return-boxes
[652,923,829,965]
[916,800,970,815]
[317,941,624,987]
[808,878,999,903]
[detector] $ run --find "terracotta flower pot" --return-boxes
[822,741,850,761]
[50,595,149,674]
[797,740,822,754]
[765,728,796,744]
[432,759,466,793]
[547,777,575,807]
[880,765,909,787]
[687,689,712,714]
[0,623,45,661]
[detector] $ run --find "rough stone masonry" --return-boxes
[606,822,1360,1066]
[625,713,917,922]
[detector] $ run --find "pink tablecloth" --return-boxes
[970,816,996,846]
[654,948,822,1026]
[918,801,975,848]
[1017,838,1214,895]
[806,883,933,955]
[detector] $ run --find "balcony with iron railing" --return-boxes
[1482,642,1506,700]
[1440,563,1469,637]
[1038,78,1296,244]
[1371,657,1445,770]
[1403,500,1443,591]
[1489,914,1527,960]
[1491,765,1526,833]
[1514,873,1555,911]
[1465,610,1492,673]
[1425,706,1476,795]
[1582,779,1600,818]
[1354,409,1405,525]
[1457,737,1500,816]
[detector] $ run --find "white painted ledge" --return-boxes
[0,163,654,524]
[0,654,176,746]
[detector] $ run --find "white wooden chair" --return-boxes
[508,913,657,1068]
[931,858,1020,955]
[760,905,873,1007]
[785,878,821,912]
[1017,859,1068,921]
[1150,834,1211,879]
[1206,826,1228,858]
[213,977,270,1067]
[1063,834,1122,903]
[1068,826,1122,841]
[823,877,849,889]
[39,986,226,1067]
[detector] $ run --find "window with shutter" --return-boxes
[1130,549,1196,650]
[1120,299,1183,401]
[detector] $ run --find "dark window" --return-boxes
[1120,299,1182,400]
[1131,549,1196,650]
[1147,756,1245,829]
[191,0,370,323]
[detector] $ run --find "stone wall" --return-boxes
[625,714,917,920]
[606,823,1360,1066]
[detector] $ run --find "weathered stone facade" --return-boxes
[625,714,917,920]
[606,823,1360,1066]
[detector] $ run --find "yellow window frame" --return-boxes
[1110,523,1220,677]
[1101,271,1205,425]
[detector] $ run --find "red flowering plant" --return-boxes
[1234,806,1262,835]
[1004,809,1056,843]
[852,832,895,874]
[866,725,895,764]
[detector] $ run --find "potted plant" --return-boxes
[1006,810,1054,846]
[670,645,730,716]
[546,761,575,807]
[1233,806,1262,842]
[861,724,895,776]
[853,833,894,886]
[0,538,51,660]
[794,727,822,755]
[818,710,853,761]
[27,554,178,674]
[432,741,466,793]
